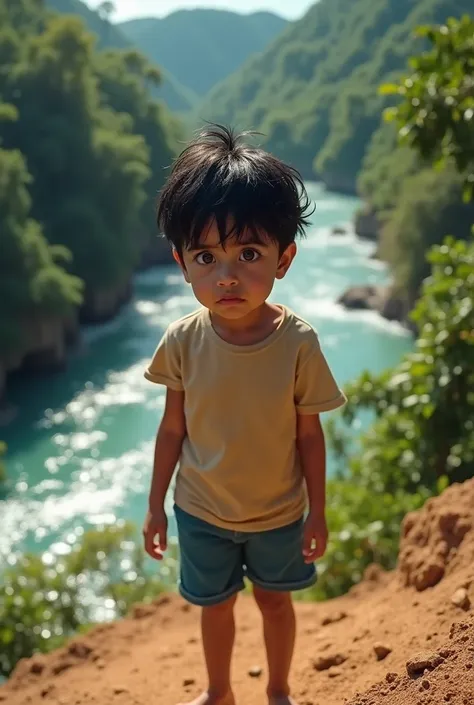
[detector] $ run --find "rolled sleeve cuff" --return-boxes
[144,370,184,391]
[296,392,347,415]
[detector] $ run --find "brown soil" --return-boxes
[2,480,474,705]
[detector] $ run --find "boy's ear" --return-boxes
[172,248,190,283]
[276,243,297,280]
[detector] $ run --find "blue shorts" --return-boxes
[174,505,317,606]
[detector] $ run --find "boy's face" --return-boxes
[174,219,296,320]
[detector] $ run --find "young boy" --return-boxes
[143,125,346,705]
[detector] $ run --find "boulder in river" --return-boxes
[338,285,383,311]
[338,285,408,325]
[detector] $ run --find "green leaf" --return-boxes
[379,83,401,96]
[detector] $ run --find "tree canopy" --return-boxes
[359,14,474,304]
[0,0,180,370]
[383,15,474,201]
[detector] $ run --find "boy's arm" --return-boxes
[143,388,186,560]
[296,413,328,563]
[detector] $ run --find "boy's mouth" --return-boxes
[217,296,246,305]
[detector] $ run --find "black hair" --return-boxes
[157,124,314,255]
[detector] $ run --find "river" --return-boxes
[1,183,412,562]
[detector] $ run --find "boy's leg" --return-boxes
[244,518,317,705]
[253,586,296,704]
[180,595,237,705]
[174,506,245,705]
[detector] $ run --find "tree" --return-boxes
[97,1,115,24]
[0,0,180,396]
[95,48,181,257]
[359,15,474,304]
[382,15,474,200]
[0,144,82,352]
[1,15,150,294]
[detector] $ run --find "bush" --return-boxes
[0,522,177,677]
[315,235,474,599]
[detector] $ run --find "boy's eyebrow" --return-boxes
[187,243,219,251]
[187,240,269,251]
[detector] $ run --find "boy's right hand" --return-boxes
[143,508,168,560]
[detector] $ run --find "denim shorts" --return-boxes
[174,504,317,606]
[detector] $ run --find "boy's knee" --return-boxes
[203,593,237,616]
[253,585,292,615]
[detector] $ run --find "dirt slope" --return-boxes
[2,480,474,705]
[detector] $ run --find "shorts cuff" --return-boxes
[246,568,317,593]
[178,581,245,607]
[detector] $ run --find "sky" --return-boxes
[86,0,315,23]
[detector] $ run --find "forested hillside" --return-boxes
[199,0,472,189]
[47,2,288,113]
[120,10,288,99]
[356,13,474,309]
[46,0,197,112]
[0,0,181,400]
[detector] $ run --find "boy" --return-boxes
[143,125,346,705]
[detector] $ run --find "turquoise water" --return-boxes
[1,184,412,562]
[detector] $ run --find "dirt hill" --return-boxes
[2,480,474,705]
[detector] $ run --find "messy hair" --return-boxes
[157,124,314,255]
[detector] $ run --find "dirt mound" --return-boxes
[1,481,473,705]
[348,618,474,705]
[398,479,474,591]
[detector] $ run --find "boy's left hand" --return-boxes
[302,511,328,563]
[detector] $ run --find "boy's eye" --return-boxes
[239,248,260,262]
[195,251,215,265]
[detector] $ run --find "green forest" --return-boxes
[0,0,182,400]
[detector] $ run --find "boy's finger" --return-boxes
[303,547,319,563]
[144,529,164,560]
[302,525,314,549]
[315,533,328,557]
[302,534,315,556]
[158,528,167,552]
[144,532,158,559]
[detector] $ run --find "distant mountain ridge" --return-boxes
[46,1,288,112]
[119,9,288,99]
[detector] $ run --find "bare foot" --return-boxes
[178,691,235,705]
[269,697,299,705]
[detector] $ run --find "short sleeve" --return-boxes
[144,328,183,391]
[295,339,346,415]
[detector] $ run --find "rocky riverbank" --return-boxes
[0,238,173,410]
[337,204,415,328]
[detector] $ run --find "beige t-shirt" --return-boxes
[145,306,346,531]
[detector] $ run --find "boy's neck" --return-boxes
[209,302,284,346]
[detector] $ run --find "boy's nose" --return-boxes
[217,267,238,287]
